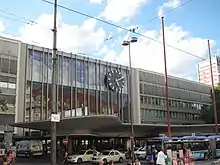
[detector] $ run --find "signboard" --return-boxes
[63,139,68,146]
[51,114,60,122]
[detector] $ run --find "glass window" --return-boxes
[62,56,70,86]
[32,50,43,82]
[89,62,96,88]
[139,83,144,93]
[1,58,9,73]
[76,59,84,87]
[9,59,17,75]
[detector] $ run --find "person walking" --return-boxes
[152,147,158,165]
[156,148,167,165]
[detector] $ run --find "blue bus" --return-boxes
[145,135,220,161]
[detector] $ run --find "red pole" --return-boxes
[161,17,171,137]
[208,40,218,134]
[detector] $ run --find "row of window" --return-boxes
[140,95,208,110]
[0,57,17,75]
[139,83,210,102]
[139,71,210,94]
[0,82,16,89]
[141,109,201,121]
[28,49,128,93]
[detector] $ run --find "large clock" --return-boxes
[105,70,125,91]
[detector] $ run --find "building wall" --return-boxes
[198,57,220,85]
[18,44,130,125]
[137,69,211,124]
[0,37,20,133]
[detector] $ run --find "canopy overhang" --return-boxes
[11,116,220,137]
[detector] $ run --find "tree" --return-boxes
[200,83,220,124]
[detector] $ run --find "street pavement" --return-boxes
[15,157,215,165]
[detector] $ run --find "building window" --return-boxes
[1,58,9,73]
[9,59,17,75]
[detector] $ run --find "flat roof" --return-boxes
[11,116,220,137]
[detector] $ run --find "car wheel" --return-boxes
[103,159,107,165]
[119,157,123,163]
[77,158,82,164]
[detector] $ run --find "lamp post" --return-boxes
[51,0,58,164]
[122,36,138,163]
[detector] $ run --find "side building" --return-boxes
[197,56,220,86]
[0,37,20,135]
[131,69,211,125]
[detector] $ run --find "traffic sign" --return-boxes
[63,139,68,145]
[51,114,60,122]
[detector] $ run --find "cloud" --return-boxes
[158,0,181,16]
[19,13,106,53]
[15,11,214,81]
[104,24,214,81]
[0,20,5,32]
[100,0,149,23]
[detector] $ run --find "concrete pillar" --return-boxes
[68,136,73,154]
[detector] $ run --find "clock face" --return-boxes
[105,70,125,91]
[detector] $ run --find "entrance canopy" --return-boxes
[12,115,121,131]
[11,116,220,137]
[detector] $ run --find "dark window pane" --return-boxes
[9,59,17,75]
[2,58,9,73]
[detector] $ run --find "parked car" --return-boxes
[67,149,99,164]
[92,149,125,164]
[134,146,146,160]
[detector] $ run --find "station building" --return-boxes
[0,36,215,143]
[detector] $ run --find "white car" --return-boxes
[92,150,125,164]
[67,149,99,164]
[134,146,146,159]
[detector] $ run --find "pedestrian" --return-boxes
[6,150,15,165]
[109,160,114,165]
[156,147,167,165]
[152,147,157,165]
[63,152,68,165]
[134,158,141,165]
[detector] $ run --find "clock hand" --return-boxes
[117,77,123,81]
[116,80,119,86]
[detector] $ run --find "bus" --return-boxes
[145,135,220,161]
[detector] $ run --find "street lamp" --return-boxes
[122,36,138,163]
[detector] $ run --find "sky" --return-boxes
[0,0,220,81]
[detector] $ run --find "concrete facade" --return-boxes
[0,36,21,133]
[0,36,213,136]
[132,69,211,125]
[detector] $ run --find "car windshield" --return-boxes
[102,151,110,155]
[76,151,86,155]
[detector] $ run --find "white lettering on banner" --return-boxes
[51,114,60,122]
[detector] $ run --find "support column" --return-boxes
[68,137,73,154]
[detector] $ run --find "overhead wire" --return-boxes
[0,8,52,30]
[39,0,205,60]
[1,0,205,60]
[0,8,99,57]
[105,0,194,41]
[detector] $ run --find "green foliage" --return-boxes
[0,90,8,112]
[200,83,220,123]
